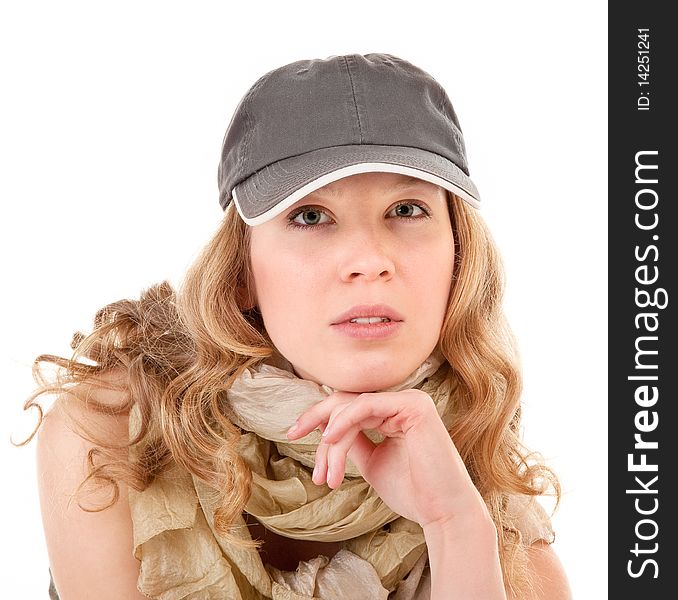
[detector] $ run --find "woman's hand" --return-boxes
[286,389,491,531]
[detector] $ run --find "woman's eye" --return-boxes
[289,208,331,227]
[390,202,427,218]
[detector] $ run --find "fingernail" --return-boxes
[321,426,331,438]
[287,422,299,437]
[326,467,332,484]
[313,463,319,481]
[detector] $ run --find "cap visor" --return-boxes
[231,145,480,226]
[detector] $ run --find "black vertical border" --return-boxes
[609,4,677,597]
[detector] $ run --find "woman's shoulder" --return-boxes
[36,369,147,599]
[38,367,131,450]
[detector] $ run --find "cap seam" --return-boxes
[342,55,364,143]
[240,71,274,180]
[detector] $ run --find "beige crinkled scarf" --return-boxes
[128,347,554,599]
[224,346,454,542]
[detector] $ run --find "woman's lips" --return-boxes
[330,304,404,339]
[330,319,403,339]
[331,303,404,325]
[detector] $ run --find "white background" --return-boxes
[1,1,607,597]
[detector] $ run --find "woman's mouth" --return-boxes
[330,304,404,339]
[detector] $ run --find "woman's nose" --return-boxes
[337,228,396,283]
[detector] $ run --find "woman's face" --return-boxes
[248,172,454,392]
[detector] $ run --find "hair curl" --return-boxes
[18,192,560,598]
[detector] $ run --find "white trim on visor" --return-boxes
[232,162,480,226]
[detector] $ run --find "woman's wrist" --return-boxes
[423,514,507,600]
[423,508,496,538]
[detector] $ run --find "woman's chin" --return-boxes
[323,368,411,394]
[289,349,432,393]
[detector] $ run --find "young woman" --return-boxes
[26,53,571,599]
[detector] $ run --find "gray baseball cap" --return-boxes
[218,53,480,226]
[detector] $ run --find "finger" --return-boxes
[313,440,331,485]
[325,428,378,488]
[286,392,358,439]
[312,424,330,485]
[324,424,363,488]
[321,391,414,442]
